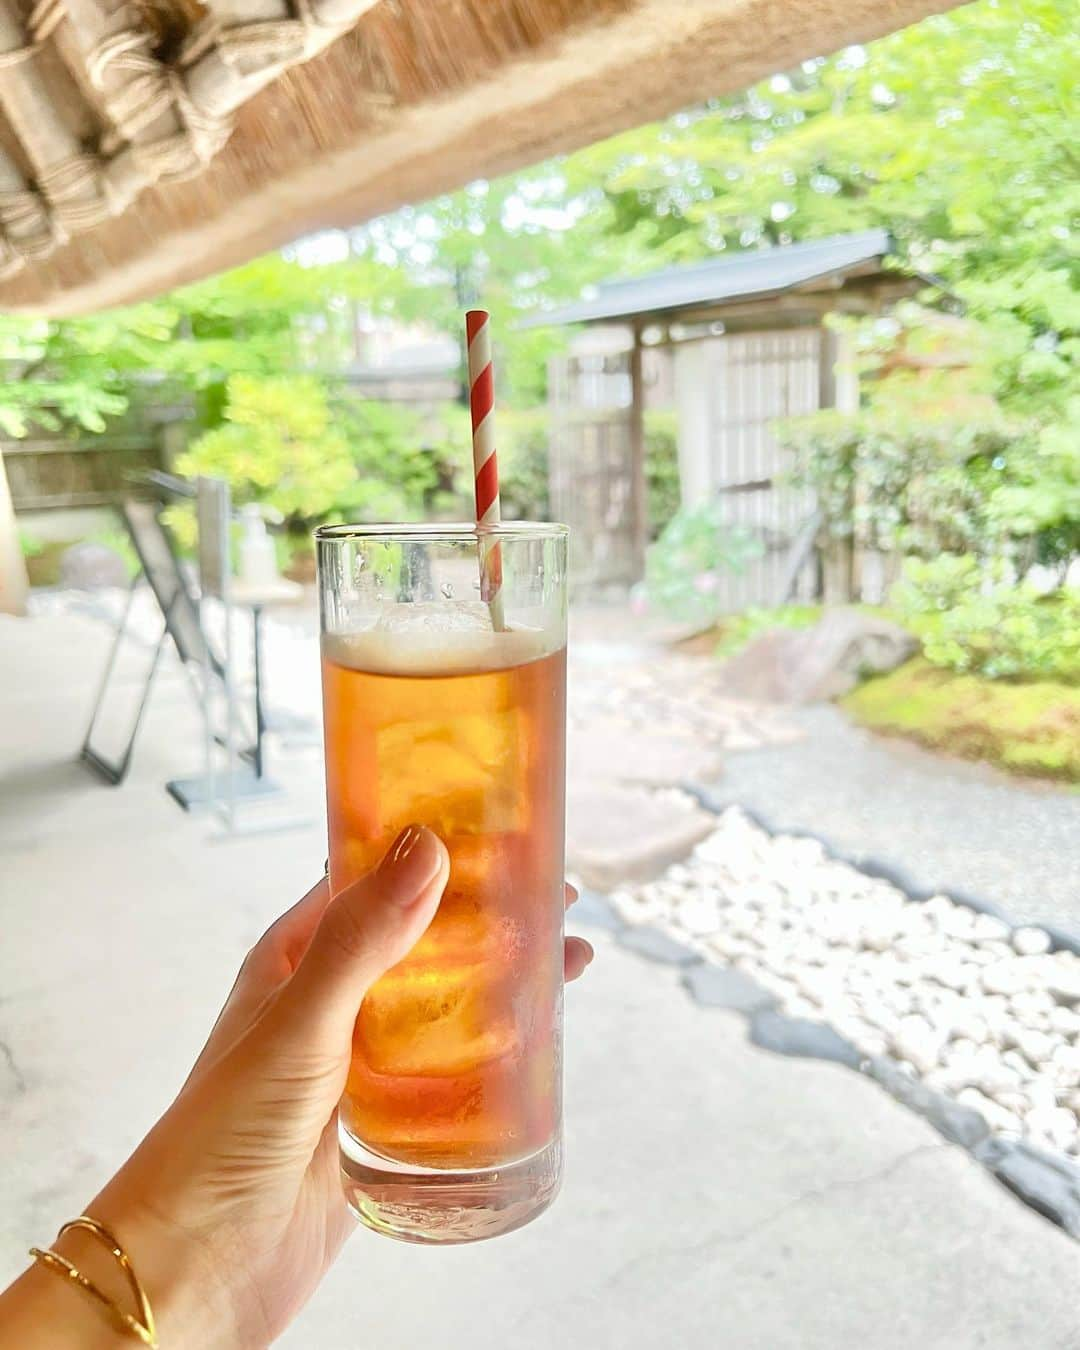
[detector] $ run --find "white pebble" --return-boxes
[1025,1106,1078,1151]
[956,1088,1022,1135]
[973,914,1012,943]
[981,963,1029,998]
[1047,964,1080,1005]
[1049,1006,1080,1037]
[1012,927,1052,957]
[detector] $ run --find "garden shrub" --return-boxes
[644,500,762,627]
[892,555,1080,683]
[777,411,1024,561]
[177,375,359,536]
[496,407,552,520]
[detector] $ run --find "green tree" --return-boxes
[177,375,357,536]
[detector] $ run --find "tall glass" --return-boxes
[316,522,568,1244]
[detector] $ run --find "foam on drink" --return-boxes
[322,601,560,677]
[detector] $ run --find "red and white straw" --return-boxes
[466,309,505,629]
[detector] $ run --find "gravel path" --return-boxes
[611,808,1080,1161]
[703,703,1080,939]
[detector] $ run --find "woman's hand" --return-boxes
[1,827,592,1348]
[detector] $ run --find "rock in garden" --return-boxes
[717,607,916,703]
[1013,926,1053,957]
[59,542,129,590]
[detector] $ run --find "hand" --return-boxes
[0,827,592,1348]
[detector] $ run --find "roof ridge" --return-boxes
[594,228,892,296]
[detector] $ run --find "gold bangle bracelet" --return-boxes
[30,1215,158,1348]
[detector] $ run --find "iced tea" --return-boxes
[320,588,566,1239]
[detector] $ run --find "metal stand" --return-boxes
[79,478,310,834]
[185,477,310,837]
[80,574,169,785]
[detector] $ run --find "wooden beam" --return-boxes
[629,323,647,579]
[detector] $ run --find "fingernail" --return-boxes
[378,825,445,907]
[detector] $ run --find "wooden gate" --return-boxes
[702,328,823,612]
[548,349,638,593]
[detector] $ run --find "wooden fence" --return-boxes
[4,433,166,511]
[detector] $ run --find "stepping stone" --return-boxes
[749,1009,862,1069]
[565,784,716,890]
[683,963,777,1013]
[867,1056,990,1150]
[976,1138,1080,1239]
[568,720,723,788]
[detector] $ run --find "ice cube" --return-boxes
[358,962,519,1077]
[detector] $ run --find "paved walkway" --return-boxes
[3,604,1080,1345]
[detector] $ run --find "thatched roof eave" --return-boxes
[0,0,960,316]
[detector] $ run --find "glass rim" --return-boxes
[314,521,568,544]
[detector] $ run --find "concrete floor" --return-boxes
[3,609,1080,1348]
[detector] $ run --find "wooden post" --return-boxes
[629,324,647,580]
[673,339,710,509]
[0,449,29,616]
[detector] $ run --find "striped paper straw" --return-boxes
[466,309,506,630]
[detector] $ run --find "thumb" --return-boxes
[274,825,449,1048]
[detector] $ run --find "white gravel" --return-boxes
[610,807,1080,1159]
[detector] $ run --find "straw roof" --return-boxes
[0,0,957,316]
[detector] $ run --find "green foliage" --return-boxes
[90,525,140,579]
[496,407,551,520]
[986,402,1080,573]
[2,0,1075,628]
[644,502,762,626]
[892,555,1080,683]
[843,657,1080,782]
[0,251,428,440]
[714,604,822,658]
[18,529,46,559]
[644,409,680,537]
[778,409,1036,561]
[891,555,982,617]
[177,376,357,534]
[335,397,439,520]
[778,412,862,543]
